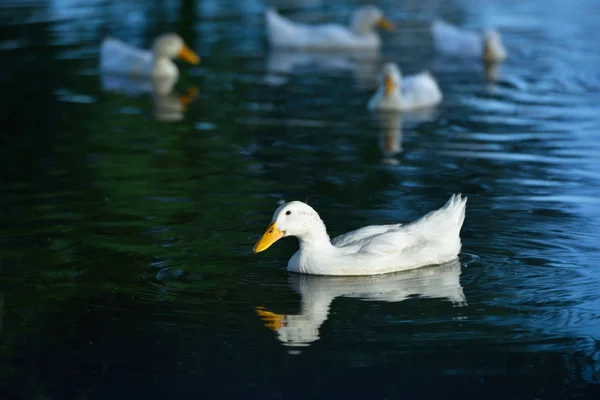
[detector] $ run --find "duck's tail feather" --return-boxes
[443,193,468,229]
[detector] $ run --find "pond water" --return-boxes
[2,0,600,398]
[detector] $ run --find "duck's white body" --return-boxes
[100,33,199,80]
[253,194,467,276]
[368,63,443,112]
[257,260,466,348]
[431,20,507,62]
[265,6,394,50]
[100,38,157,78]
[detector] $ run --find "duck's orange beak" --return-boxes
[377,17,395,32]
[253,221,284,253]
[384,75,395,95]
[256,307,286,331]
[178,45,200,65]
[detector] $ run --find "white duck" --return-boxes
[368,63,443,112]
[265,5,395,50]
[100,33,200,80]
[431,20,507,63]
[256,260,466,349]
[253,194,467,276]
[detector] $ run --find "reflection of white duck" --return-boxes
[253,194,467,276]
[100,73,198,121]
[375,112,404,162]
[265,48,380,88]
[152,84,198,122]
[100,33,200,80]
[257,260,466,348]
[265,6,395,50]
[368,63,443,112]
[431,20,507,63]
[373,107,439,164]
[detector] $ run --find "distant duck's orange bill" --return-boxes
[178,45,200,65]
[384,75,395,95]
[377,17,395,32]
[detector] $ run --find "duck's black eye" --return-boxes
[286,211,291,215]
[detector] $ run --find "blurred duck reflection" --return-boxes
[100,73,198,121]
[257,260,466,351]
[265,48,380,89]
[373,107,438,164]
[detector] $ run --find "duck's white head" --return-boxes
[152,33,200,65]
[368,62,403,111]
[253,201,328,253]
[483,29,507,62]
[351,5,395,36]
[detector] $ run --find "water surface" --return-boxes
[2,0,599,398]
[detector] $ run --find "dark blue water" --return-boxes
[1,0,599,398]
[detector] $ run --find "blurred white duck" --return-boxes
[265,5,395,50]
[368,63,443,112]
[253,194,467,276]
[100,33,200,79]
[431,20,507,63]
[256,260,466,349]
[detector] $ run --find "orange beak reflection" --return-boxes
[253,221,284,253]
[179,86,199,110]
[256,307,286,331]
[376,17,395,32]
[177,45,200,65]
[384,75,395,95]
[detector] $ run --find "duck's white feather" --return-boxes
[431,20,482,57]
[266,8,380,50]
[255,194,467,276]
[100,37,154,78]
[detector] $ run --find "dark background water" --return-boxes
[2,0,600,398]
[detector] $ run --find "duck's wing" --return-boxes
[266,9,356,49]
[431,20,482,57]
[402,71,443,107]
[332,224,403,247]
[100,37,152,76]
[349,194,468,258]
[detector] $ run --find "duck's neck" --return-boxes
[152,56,178,79]
[296,218,333,252]
[379,86,403,108]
